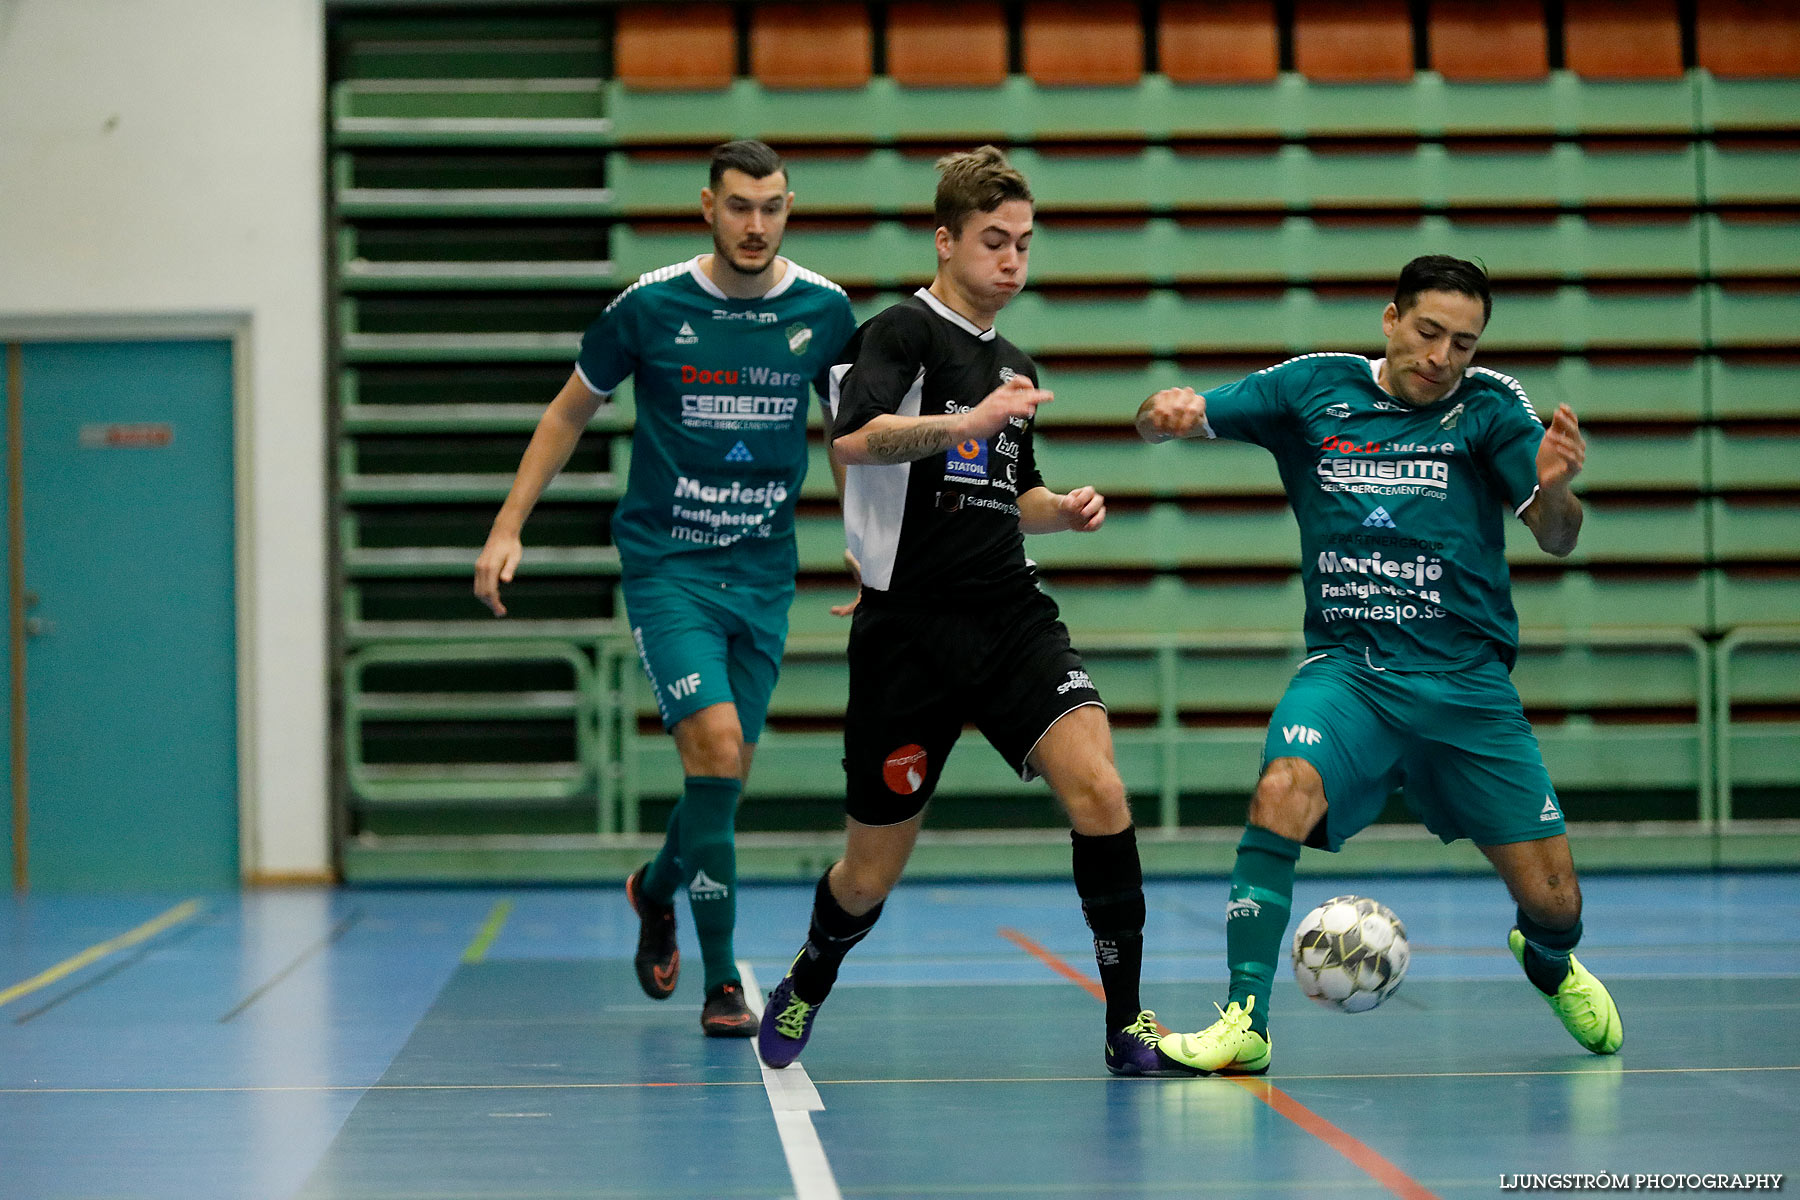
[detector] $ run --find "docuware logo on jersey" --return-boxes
[945,438,989,480]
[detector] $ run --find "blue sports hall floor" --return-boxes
[2,871,1795,1199]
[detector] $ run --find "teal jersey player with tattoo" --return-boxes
[1138,256,1622,1074]
[477,140,855,1037]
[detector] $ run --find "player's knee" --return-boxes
[1520,876,1583,931]
[1248,759,1325,841]
[676,708,746,777]
[1061,765,1130,834]
[830,860,896,912]
[688,740,743,779]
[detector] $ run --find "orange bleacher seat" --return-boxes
[750,2,873,89]
[1429,0,1549,81]
[888,1,1009,87]
[613,3,737,91]
[1564,0,1683,80]
[1293,0,1415,83]
[1697,0,1800,78]
[1160,0,1280,84]
[1022,0,1145,86]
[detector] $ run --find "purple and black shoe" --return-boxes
[757,967,821,1069]
[1106,1010,1200,1077]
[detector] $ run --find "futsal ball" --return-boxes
[1291,895,1409,1013]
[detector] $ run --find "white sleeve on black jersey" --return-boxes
[831,306,934,439]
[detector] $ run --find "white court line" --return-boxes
[740,960,842,1200]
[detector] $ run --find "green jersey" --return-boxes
[1203,353,1548,670]
[576,256,856,584]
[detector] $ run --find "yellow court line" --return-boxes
[461,898,513,963]
[0,899,203,1010]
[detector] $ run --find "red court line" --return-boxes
[998,926,1441,1200]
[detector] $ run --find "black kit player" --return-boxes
[1140,257,1622,1074]
[754,146,1193,1078]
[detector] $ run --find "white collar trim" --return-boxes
[915,287,995,341]
[687,254,797,302]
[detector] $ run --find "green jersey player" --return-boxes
[1138,256,1621,1073]
[476,141,856,1036]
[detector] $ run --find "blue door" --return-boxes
[3,339,238,890]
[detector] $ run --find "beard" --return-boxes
[712,227,781,276]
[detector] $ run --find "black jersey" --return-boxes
[828,289,1045,602]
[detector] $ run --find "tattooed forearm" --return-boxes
[863,416,966,464]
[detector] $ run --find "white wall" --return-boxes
[0,0,331,879]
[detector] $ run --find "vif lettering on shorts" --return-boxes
[1282,724,1322,746]
[667,672,702,701]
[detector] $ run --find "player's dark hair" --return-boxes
[709,139,786,188]
[1393,255,1492,324]
[934,145,1033,237]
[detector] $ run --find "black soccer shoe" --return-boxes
[701,980,757,1038]
[626,864,679,1000]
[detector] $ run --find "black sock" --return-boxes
[1072,826,1147,1031]
[788,868,882,1005]
[1517,907,1582,996]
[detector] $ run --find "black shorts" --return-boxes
[842,587,1105,826]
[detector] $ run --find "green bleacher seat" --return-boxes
[1047,576,1308,638]
[342,583,621,646]
[1535,723,1705,796]
[1710,431,1800,490]
[1707,360,1800,419]
[607,149,939,216]
[1574,430,1705,492]
[601,73,1703,147]
[1709,286,1800,349]
[796,502,1304,572]
[337,442,622,503]
[342,331,582,363]
[1513,571,1711,633]
[983,287,1706,357]
[1035,363,1272,425]
[344,640,602,806]
[1707,218,1800,278]
[336,182,615,220]
[339,259,618,292]
[335,14,607,81]
[1477,358,1704,423]
[1504,500,1707,565]
[1710,500,1800,561]
[1714,570,1800,629]
[1512,639,1705,709]
[1698,75,1800,134]
[605,142,1704,221]
[1031,435,1285,497]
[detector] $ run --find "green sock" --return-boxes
[643,803,684,905]
[1225,825,1301,1036]
[677,776,742,992]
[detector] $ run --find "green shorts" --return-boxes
[1261,650,1564,851]
[620,574,792,741]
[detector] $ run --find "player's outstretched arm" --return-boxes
[1019,485,1106,534]
[1135,386,1210,443]
[834,375,1050,465]
[1521,403,1585,558]
[474,371,606,616]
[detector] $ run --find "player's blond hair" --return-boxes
[934,145,1033,237]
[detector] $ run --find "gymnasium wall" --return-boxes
[0,0,332,879]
